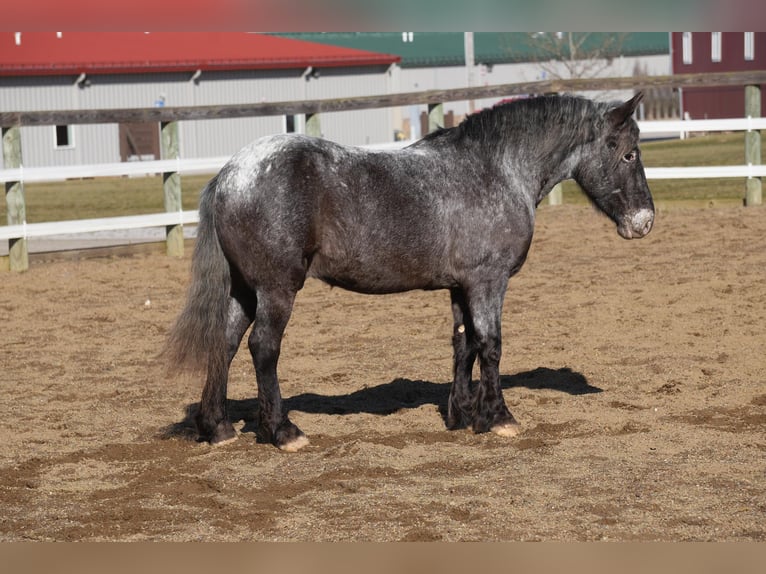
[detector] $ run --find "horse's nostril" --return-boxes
[642,218,653,235]
[630,209,654,238]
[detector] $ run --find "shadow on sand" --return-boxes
[161,367,601,442]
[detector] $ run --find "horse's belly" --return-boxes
[307,251,449,295]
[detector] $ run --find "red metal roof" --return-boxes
[0,32,400,76]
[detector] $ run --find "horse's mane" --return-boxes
[413,94,607,150]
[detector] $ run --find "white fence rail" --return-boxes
[0,211,199,242]
[0,118,763,244]
[0,157,230,184]
[636,116,766,134]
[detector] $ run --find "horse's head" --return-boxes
[574,92,654,239]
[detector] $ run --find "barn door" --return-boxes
[119,122,161,162]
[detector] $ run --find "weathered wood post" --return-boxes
[306,112,321,138]
[744,83,762,206]
[427,102,444,133]
[2,124,28,271]
[160,120,184,257]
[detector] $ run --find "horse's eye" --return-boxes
[622,150,637,163]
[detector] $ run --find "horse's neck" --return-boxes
[502,123,587,206]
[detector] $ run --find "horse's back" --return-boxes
[212,134,459,293]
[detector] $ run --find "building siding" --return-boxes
[397,54,670,138]
[1,66,394,168]
[1,45,670,169]
[672,32,766,119]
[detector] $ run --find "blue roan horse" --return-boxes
[166,92,654,451]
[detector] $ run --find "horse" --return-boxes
[165,92,654,452]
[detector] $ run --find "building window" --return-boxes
[284,115,295,133]
[682,32,693,65]
[54,125,73,148]
[711,32,722,62]
[745,32,755,61]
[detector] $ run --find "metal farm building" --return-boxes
[671,32,766,119]
[0,32,400,169]
[1,32,671,169]
[280,33,671,134]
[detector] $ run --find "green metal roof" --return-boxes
[273,33,669,68]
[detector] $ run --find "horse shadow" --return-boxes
[162,367,600,441]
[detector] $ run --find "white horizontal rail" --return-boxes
[637,116,766,133]
[1,116,764,184]
[2,164,764,242]
[0,157,230,184]
[0,141,416,184]
[0,118,763,243]
[645,164,766,179]
[0,210,199,241]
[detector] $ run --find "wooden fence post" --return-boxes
[306,112,321,138]
[160,120,184,257]
[744,84,762,206]
[427,102,444,133]
[548,183,564,205]
[2,124,28,271]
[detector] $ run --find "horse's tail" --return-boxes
[164,174,230,375]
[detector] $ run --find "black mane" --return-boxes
[413,94,606,150]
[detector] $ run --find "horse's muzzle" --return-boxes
[618,209,654,239]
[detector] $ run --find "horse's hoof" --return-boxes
[490,421,521,437]
[273,420,310,452]
[202,421,237,445]
[278,434,310,452]
[210,433,238,446]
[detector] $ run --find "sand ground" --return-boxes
[0,204,764,541]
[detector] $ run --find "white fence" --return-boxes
[1,118,764,244]
[637,116,766,179]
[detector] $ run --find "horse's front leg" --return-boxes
[249,288,309,452]
[465,282,520,437]
[447,288,477,429]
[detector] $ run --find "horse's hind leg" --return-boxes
[197,295,254,444]
[248,287,308,452]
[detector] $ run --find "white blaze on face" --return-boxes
[630,208,655,237]
[619,208,655,239]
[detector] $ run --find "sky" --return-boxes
[3,0,765,31]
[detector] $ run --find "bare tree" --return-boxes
[524,32,631,80]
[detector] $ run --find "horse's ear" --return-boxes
[608,92,644,127]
